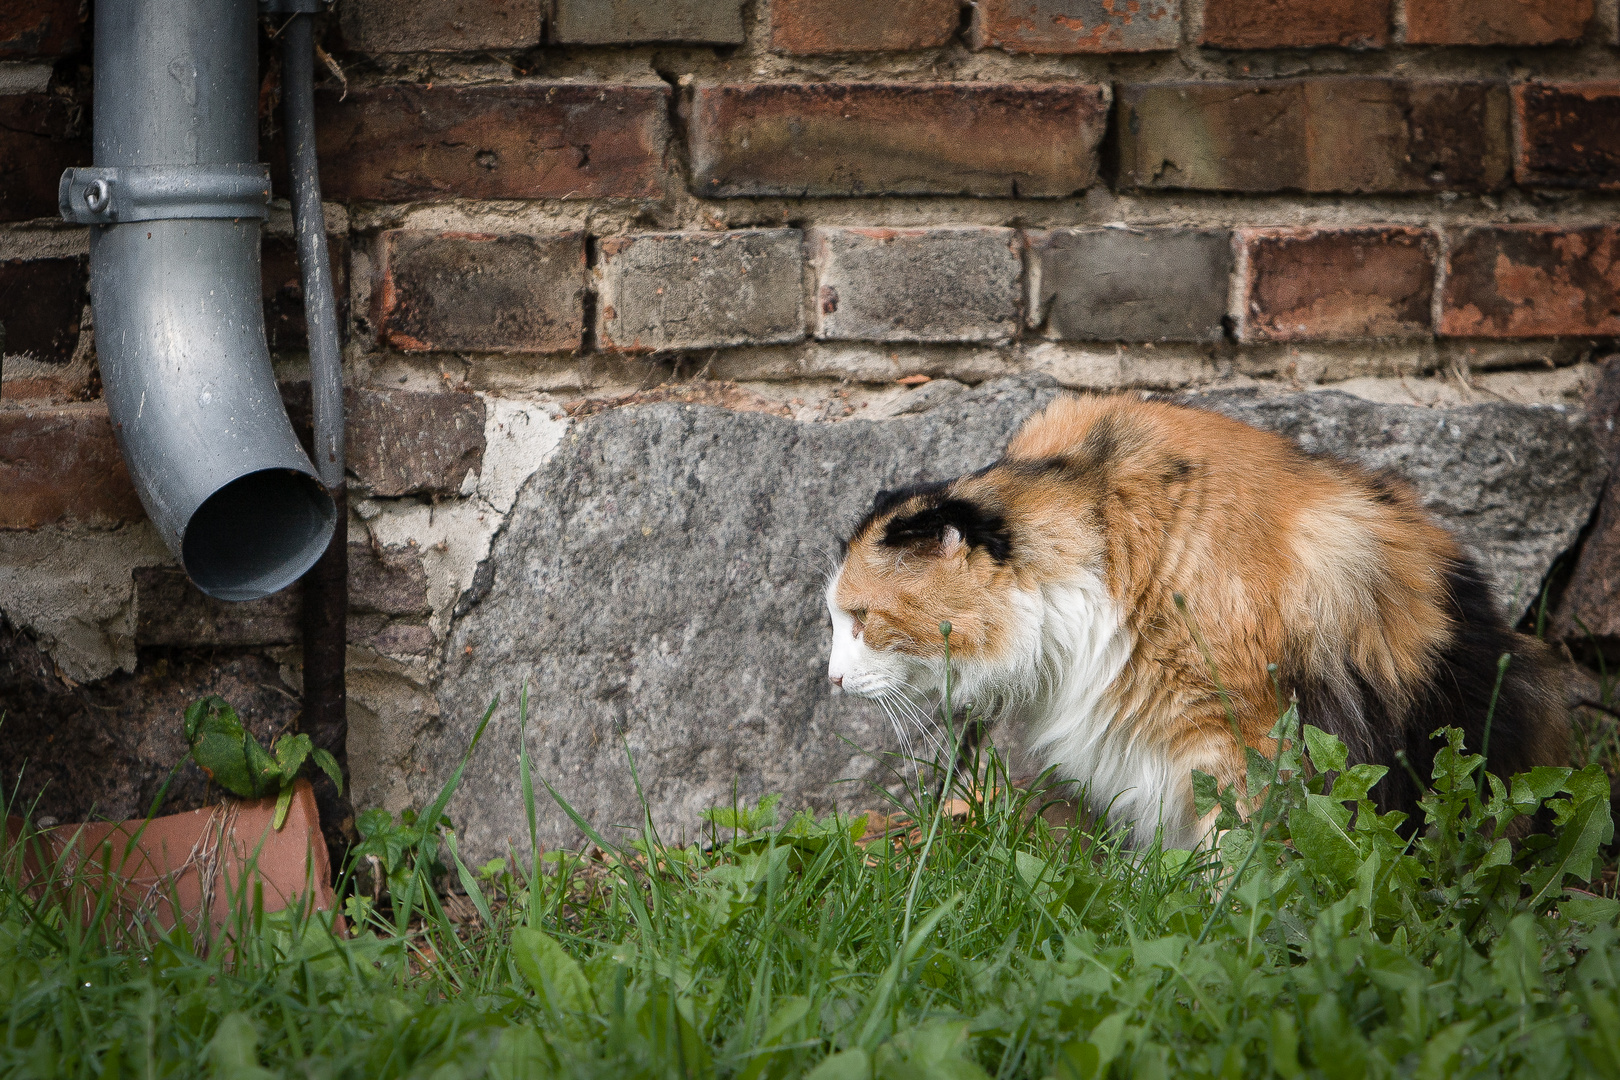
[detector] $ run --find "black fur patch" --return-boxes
[1291,557,1559,831]
[850,480,951,541]
[882,497,1013,563]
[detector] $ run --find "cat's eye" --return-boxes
[850,609,867,637]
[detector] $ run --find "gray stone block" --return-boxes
[430,376,1604,860]
[1029,227,1233,342]
[551,0,744,43]
[809,227,1022,344]
[595,230,805,353]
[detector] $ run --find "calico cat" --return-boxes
[825,393,1567,849]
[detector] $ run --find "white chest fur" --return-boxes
[1010,577,1191,850]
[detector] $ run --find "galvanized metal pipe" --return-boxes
[74,0,334,602]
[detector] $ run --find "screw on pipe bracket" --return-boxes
[58,164,272,225]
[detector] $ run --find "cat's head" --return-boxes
[825,474,1052,704]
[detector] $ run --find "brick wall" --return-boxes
[2,0,1618,823]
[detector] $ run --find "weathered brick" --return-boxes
[0,94,90,222]
[689,83,1109,198]
[1238,228,1436,342]
[0,404,143,530]
[971,0,1180,53]
[1405,0,1591,45]
[1116,79,1510,193]
[0,0,83,59]
[771,0,959,53]
[809,227,1021,344]
[134,569,298,647]
[134,544,432,651]
[262,236,349,353]
[596,230,804,353]
[552,0,744,43]
[0,256,87,365]
[314,84,669,203]
[338,0,541,53]
[372,230,585,355]
[1514,83,1620,190]
[1201,0,1389,48]
[283,384,487,498]
[1028,229,1231,343]
[1440,226,1620,338]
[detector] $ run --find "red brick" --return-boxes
[1116,79,1510,193]
[1514,83,1620,191]
[1440,226,1620,338]
[371,230,585,355]
[0,256,87,366]
[0,0,83,59]
[1201,0,1389,48]
[689,83,1109,198]
[262,236,349,353]
[282,383,487,498]
[771,0,959,53]
[971,0,1180,53]
[337,0,541,53]
[0,94,91,222]
[313,84,669,202]
[1405,0,1591,45]
[1237,228,1437,342]
[0,403,143,530]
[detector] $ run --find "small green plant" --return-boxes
[183,695,342,829]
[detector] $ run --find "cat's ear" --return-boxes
[880,497,1012,563]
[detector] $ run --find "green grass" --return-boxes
[4,680,1620,1080]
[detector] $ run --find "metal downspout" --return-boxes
[62,0,334,600]
[62,0,352,860]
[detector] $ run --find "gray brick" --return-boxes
[372,230,586,355]
[595,230,805,353]
[551,0,744,43]
[809,227,1022,344]
[1028,228,1232,343]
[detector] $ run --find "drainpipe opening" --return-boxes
[183,468,336,601]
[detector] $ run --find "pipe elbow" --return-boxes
[94,218,335,601]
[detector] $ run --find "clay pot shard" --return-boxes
[3,778,336,944]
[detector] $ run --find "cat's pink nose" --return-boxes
[829,674,844,688]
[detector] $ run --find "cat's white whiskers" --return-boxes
[889,689,947,759]
[888,695,945,761]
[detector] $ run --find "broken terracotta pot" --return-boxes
[4,779,336,943]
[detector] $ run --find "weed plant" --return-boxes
[3,656,1620,1078]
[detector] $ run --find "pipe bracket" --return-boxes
[58,164,272,225]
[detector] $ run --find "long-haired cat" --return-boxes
[826,393,1567,849]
